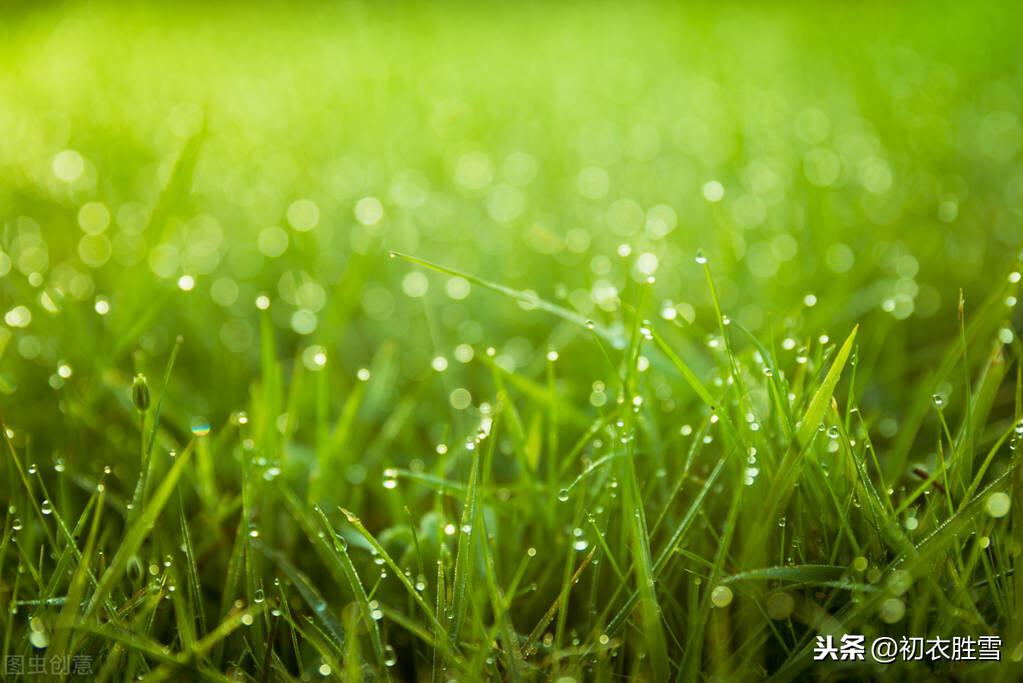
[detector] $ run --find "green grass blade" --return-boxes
[795,325,858,447]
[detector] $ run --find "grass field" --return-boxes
[2,2,1023,681]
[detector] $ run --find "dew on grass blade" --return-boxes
[29,617,49,648]
[986,492,1011,518]
[132,374,150,412]
[887,570,912,595]
[765,592,794,620]
[879,597,905,623]
[711,585,733,607]
[190,417,211,436]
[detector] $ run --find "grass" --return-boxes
[2,1,1023,681]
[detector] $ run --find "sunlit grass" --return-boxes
[2,1,1023,681]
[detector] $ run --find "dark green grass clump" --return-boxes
[2,252,1022,681]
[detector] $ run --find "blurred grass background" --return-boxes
[2,3,1022,412]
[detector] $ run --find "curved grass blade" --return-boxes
[312,506,388,673]
[86,439,195,617]
[252,538,345,647]
[450,444,483,644]
[795,325,857,448]
[338,507,457,660]
[723,564,861,587]
[389,251,623,346]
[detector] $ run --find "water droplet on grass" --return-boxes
[986,491,1011,518]
[888,570,913,595]
[29,618,49,648]
[879,597,905,623]
[711,585,733,607]
[190,418,211,436]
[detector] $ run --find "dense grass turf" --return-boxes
[2,2,1023,680]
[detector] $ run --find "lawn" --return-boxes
[1,1,1023,681]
